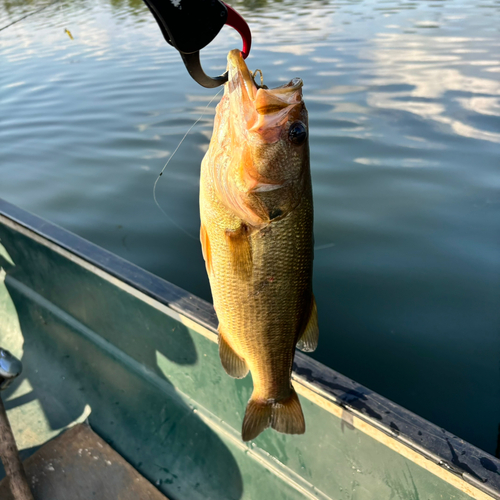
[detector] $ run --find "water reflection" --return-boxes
[1,0,499,456]
[362,30,500,142]
[108,0,146,15]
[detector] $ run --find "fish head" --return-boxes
[212,49,310,226]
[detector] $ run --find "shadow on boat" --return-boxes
[0,241,244,500]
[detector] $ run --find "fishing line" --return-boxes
[0,0,60,33]
[153,88,223,240]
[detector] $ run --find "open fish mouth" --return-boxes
[226,49,304,141]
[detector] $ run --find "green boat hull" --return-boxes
[0,199,498,500]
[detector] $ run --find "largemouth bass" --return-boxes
[200,49,318,441]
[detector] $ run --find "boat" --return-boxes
[0,197,498,500]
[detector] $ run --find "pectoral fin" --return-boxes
[225,223,252,278]
[219,331,249,379]
[296,295,319,353]
[200,223,212,275]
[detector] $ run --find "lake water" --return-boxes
[1,0,499,455]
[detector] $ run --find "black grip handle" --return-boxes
[142,0,228,54]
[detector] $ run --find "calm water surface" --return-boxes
[1,0,499,454]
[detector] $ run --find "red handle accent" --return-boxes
[224,3,252,59]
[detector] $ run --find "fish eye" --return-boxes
[288,121,307,145]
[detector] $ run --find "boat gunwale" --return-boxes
[0,198,498,500]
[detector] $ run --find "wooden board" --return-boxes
[0,424,168,500]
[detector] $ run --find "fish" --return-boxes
[199,49,318,441]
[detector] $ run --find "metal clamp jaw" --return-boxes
[142,0,251,88]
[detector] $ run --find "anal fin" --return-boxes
[296,295,319,353]
[219,332,249,379]
[225,223,252,278]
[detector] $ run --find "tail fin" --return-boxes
[241,388,305,441]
